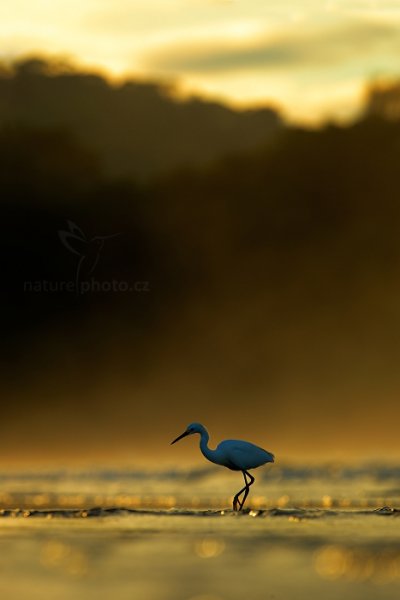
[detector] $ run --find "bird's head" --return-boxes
[170,422,205,444]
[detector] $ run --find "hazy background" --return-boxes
[2,1,400,467]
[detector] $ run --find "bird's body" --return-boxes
[171,422,274,511]
[209,439,274,471]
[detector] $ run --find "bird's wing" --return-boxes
[217,440,274,470]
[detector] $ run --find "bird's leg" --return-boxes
[233,471,254,511]
[238,471,255,511]
[233,485,247,511]
[237,472,249,510]
[233,473,248,511]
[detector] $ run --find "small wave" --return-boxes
[0,506,398,519]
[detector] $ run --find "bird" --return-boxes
[171,422,274,511]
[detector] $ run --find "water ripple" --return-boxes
[0,506,398,519]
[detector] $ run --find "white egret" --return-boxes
[171,422,274,511]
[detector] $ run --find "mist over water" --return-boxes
[1,58,400,463]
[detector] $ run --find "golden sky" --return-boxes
[2,1,400,123]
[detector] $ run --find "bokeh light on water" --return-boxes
[314,545,400,584]
[0,463,399,510]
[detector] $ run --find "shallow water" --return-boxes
[0,465,399,599]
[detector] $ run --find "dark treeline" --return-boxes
[2,57,400,420]
[0,58,281,180]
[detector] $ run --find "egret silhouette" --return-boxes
[171,422,274,511]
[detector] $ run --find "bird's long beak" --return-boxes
[170,430,190,445]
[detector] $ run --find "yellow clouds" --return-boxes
[140,17,400,122]
[1,1,400,122]
[143,20,400,73]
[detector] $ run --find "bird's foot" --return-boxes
[233,497,244,511]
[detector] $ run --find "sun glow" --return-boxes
[1,2,400,124]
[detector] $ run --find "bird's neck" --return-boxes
[199,430,217,464]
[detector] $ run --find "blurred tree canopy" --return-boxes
[2,58,400,390]
[0,58,281,180]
